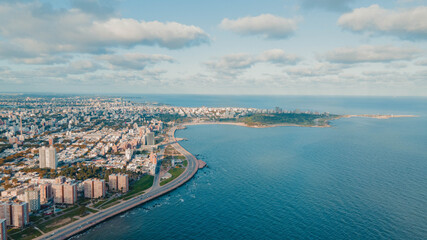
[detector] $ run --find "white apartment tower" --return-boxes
[39,146,57,169]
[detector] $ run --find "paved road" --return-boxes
[35,126,199,240]
[151,147,165,190]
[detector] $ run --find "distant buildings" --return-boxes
[39,146,57,169]
[0,202,29,227]
[83,179,106,199]
[52,182,77,205]
[125,149,133,161]
[109,174,129,193]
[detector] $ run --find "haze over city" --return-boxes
[1,0,426,95]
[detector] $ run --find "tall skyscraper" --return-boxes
[84,179,106,199]
[109,174,129,193]
[24,188,40,212]
[39,146,57,169]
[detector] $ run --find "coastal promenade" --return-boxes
[35,126,199,240]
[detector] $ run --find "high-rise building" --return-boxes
[47,146,57,169]
[83,179,106,199]
[39,146,46,168]
[52,183,77,205]
[39,183,52,204]
[12,203,29,227]
[0,219,6,240]
[24,188,40,212]
[109,174,129,193]
[0,202,29,227]
[146,132,155,146]
[39,146,57,169]
[63,183,77,204]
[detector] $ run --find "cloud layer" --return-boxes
[0,1,209,63]
[206,49,299,76]
[322,45,421,63]
[338,5,427,40]
[100,53,174,70]
[220,14,299,39]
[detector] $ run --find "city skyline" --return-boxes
[0,0,426,96]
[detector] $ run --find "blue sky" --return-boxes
[0,0,426,95]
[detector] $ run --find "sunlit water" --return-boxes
[74,96,427,240]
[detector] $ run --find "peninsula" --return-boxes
[0,95,417,240]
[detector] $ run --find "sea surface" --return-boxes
[74,96,427,240]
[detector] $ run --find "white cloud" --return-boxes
[258,49,299,64]
[40,60,102,77]
[286,62,345,77]
[205,49,299,77]
[338,5,427,40]
[0,1,209,63]
[220,14,299,39]
[99,53,174,70]
[322,45,421,63]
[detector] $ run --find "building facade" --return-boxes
[24,189,40,212]
[109,174,129,193]
[39,146,57,169]
[0,202,29,227]
[52,183,77,205]
[39,183,52,204]
[84,179,106,199]
[0,219,6,240]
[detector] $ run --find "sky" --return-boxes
[0,0,426,96]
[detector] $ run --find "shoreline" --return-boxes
[183,114,418,129]
[35,126,200,240]
[33,113,417,239]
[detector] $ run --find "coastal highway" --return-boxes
[35,126,199,240]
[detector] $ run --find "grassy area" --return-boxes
[238,113,337,126]
[183,160,188,167]
[125,175,154,197]
[37,206,91,233]
[160,167,185,186]
[99,199,121,209]
[9,227,42,240]
[92,199,107,208]
[9,205,91,240]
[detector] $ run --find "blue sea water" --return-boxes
[75,96,427,240]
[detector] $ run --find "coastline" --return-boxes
[35,126,200,240]
[33,113,418,239]
[183,114,418,129]
[183,121,330,128]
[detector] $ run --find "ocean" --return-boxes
[74,96,427,240]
